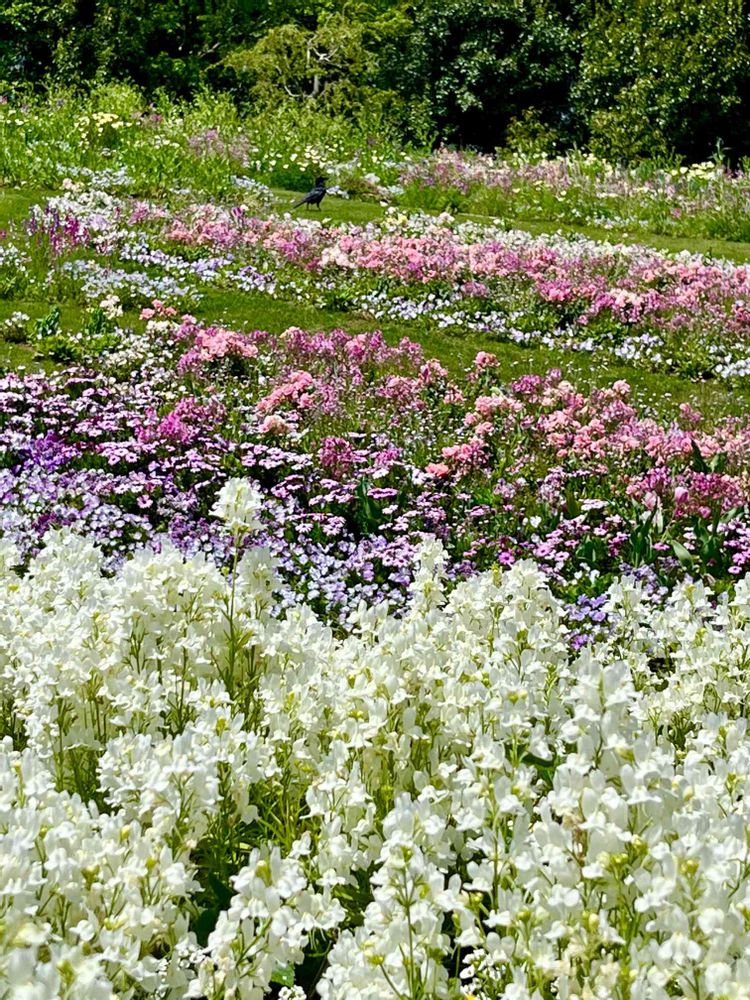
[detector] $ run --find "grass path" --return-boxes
[2,184,750,418]
[0,188,41,229]
[271,188,750,263]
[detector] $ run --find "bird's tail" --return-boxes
[291,197,306,209]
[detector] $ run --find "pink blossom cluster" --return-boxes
[157,208,750,348]
[318,436,358,477]
[177,326,259,372]
[431,365,750,528]
[256,369,321,414]
[137,396,227,446]
[627,469,746,518]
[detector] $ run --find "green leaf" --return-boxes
[672,540,693,566]
[564,482,581,517]
[690,439,709,473]
[192,906,220,947]
[271,963,295,987]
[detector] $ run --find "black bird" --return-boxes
[292,177,327,211]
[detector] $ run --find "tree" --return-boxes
[574,0,750,161]
[223,2,411,110]
[0,0,267,93]
[0,1,64,84]
[387,0,577,150]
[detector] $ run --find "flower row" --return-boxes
[400,148,750,242]
[8,190,750,381]
[3,307,750,631]
[3,528,750,998]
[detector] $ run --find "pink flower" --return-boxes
[426,462,451,478]
[178,327,259,373]
[259,414,293,435]
[475,395,506,418]
[443,388,465,405]
[256,370,316,414]
[137,396,225,445]
[678,402,702,427]
[318,436,357,477]
[419,359,449,384]
[474,351,499,368]
[379,375,421,406]
[441,439,487,474]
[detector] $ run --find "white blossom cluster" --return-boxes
[4,501,750,997]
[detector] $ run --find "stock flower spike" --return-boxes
[3,528,750,996]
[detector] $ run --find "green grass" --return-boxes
[2,185,750,419]
[197,289,750,418]
[0,299,137,374]
[273,188,750,264]
[273,188,388,226]
[0,188,45,231]
[0,340,38,371]
[0,300,80,373]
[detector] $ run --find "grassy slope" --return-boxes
[0,189,41,229]
[2,185,750,418]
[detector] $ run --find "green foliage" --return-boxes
[1,0,264,93]
[33,305,120,362]
[226,12,371,105]
[388,0,577,149]
[224,1,413,125]
[0,1,62,84]
[504,107,564,157]
[0,84,408,198]
[3,0,750,162]
[1,310,30,343]
[575,0,750,161]
[32,305,61,341]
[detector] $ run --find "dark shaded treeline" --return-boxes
[3,0,750,161]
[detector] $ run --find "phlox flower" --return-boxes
[259,413,294,435]
[426,462,451,478]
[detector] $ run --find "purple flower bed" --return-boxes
[3,305,750,629]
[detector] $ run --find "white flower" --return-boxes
[98,293,123,319]
[8,526,750,993]
[211,478,264,534]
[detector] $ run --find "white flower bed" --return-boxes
[3,516,750,998]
